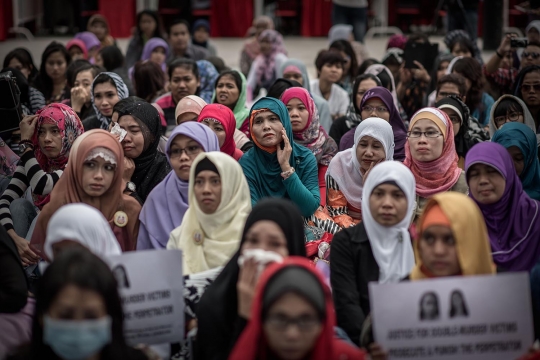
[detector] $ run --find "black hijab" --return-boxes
[114,97,171,202]
[436,95,474,158]
[266,78,302,99]
[195,198,306,360]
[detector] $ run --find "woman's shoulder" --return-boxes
[451,171,469,194]
[334,222,368,245]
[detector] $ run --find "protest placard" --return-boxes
[106,249,184,345]
[369,273,533,359]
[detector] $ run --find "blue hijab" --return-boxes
[239,97,316,207]
[492,122,540,201]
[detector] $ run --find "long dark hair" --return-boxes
[452,57,483,116]
[329,39,358,80]
[65,59,91,88]
[136,10,163,41]
[133,61,165,102]
[419,291,440,320]
[2,47,38,81]
[449,289,469,317]
[25,248,129,359]
[34,42,71,100]
[351,74,382,115]
[99,46,125,71]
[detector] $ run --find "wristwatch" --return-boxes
[19,141,34,153]
[125,181,136,193]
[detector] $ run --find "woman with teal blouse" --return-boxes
[239,97,320,217]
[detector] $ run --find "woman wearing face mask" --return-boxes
[466,142,540,272]
[326,118,395,230]
[44,203,122,261]
[366,191,496,358]
[246,29,288,100]
[155,59,201,132]
[436,95,476,169]
[492,122,540,200]
[167,152,251,275]
[213,70,250,130]
[239,97,320,218]
[0,104,84,266]
[6,248,149,360]
[331,161,415,346]
[63,64,101,121]
[31,130,142,253]
[196,198,307,360]
[116,98,171,203]
[138,123,220,250]
[339,87,407,161]
[404,108,467,220]
[489,95,538,139]
[330,74,382,148]
[281,87,338,205]
[198,104,244,160]
[33,42,71,104]
[83,72,129,130]
[230,257,367,360]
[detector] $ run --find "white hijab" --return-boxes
[44,203,122,260]
[364,64,400,113]
[326,118,394,209]
[167,151,252,275]
[361,161,416,284]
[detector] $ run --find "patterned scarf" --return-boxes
[90,72,129,129]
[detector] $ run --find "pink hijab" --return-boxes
[404,108,461,198]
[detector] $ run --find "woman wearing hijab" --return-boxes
[239,97,320,218]
[87,14,116,47]
[436,95,476,169]
[138,122,220,250]
[339,87,408,161]
[427,54,455,106]
[330,74,382,148]
[281,87,338,204]
[31,130,141,252]
[74,31,101,63]
[278,59,333,133]
[139,37,169,73]
[167,152,251,275]
[404,108,467,220]
[240,16,275,77]
[365,192,496,356]
[44,203,122,260]
[364,64,407,119]
[212,70,250,130]
[83,72,129,130]
[0,104,84,266]
[116,98,171,203]
[326,118,395,229]
[331,161,415,347]
[492,122,540,200]
[66,39,88,60]
[230,257,367,360]
[197,60,219,104]
[196,198,307,360]
[490,94,539,141]
[198,104,244,160]
[176,95,208,124]
[247,29,288,100]
[465,142,540,272]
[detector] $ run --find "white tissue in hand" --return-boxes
[238,249,283,275]
[111,122,127,142]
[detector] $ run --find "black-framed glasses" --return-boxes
[521,84,540,92]
[494,112,523,126]
[168,145,202,158]
[407,131,443,138]
[265,314,321,331]
[362,105,389,113]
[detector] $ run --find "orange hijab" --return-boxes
[31,130,141,252]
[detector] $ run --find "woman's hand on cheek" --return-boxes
[123,157,135,182]
[276,128,292,172]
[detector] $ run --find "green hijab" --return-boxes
[239,97,315,204]
[212,70,250,128]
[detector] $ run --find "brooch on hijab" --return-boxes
[114,211,128,227]
[193,230,204,245]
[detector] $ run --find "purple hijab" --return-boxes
[137,122,220,250]
[338,87,407,161]
[141,37,169,72]
[465,142,540,272]
[74,32,101,52]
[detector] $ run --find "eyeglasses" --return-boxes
[265,314,321,331]
[362,105,389,113]
[438,91,461,98]
[522,51,540,59]
[168,145,202,158]
[521,83,540,92]
[407,131,443,138]
[494,112,523,126]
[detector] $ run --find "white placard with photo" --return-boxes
[106,249,184,345]
[369,273,533,360]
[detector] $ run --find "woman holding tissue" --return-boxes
[196,198,307,360]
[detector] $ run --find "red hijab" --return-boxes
[228,257,366,360]
[198,104,243,161]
